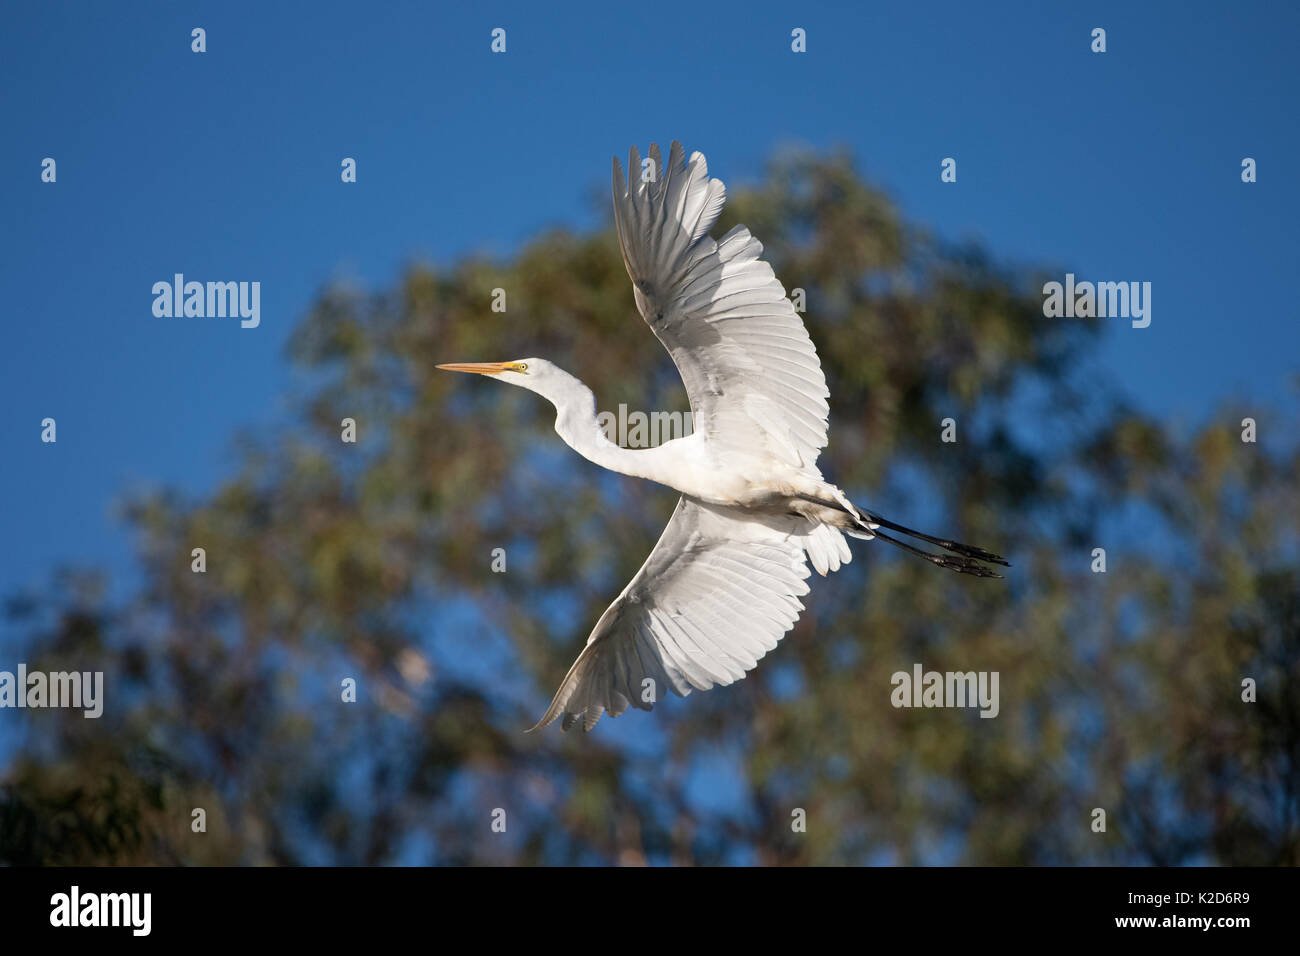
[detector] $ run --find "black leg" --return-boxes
[871,530,1004,578]
[861,511,1010,567]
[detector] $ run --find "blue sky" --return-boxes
[2,0,1297,608]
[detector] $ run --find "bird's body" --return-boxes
[439,142,1007,731]
[549,387,846,517]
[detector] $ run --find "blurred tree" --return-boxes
[2,148,1296,864]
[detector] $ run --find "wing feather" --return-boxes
[529,497,838,732]
[612,142,830,470]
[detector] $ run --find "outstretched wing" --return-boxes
[529,497,850,732]
[612,141,831,471]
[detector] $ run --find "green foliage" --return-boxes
[3,149,1296,864]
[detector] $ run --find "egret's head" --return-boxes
[436,357,582,406]
[436,358,534,381]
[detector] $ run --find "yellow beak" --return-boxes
[436,361,514,376]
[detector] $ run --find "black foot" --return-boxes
[873,529,1005,578]
[932,539,1010,567]
[862,511,1011,568]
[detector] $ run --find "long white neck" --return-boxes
[527,372,681,485]
[551,387,672,483]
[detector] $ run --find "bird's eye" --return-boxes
[517,363,528,372]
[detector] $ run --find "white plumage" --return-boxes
[612,143,831,473]
[438,142,1007,732]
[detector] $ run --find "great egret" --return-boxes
[439,142,1008,732]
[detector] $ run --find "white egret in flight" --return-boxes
[439,142,1008,732]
